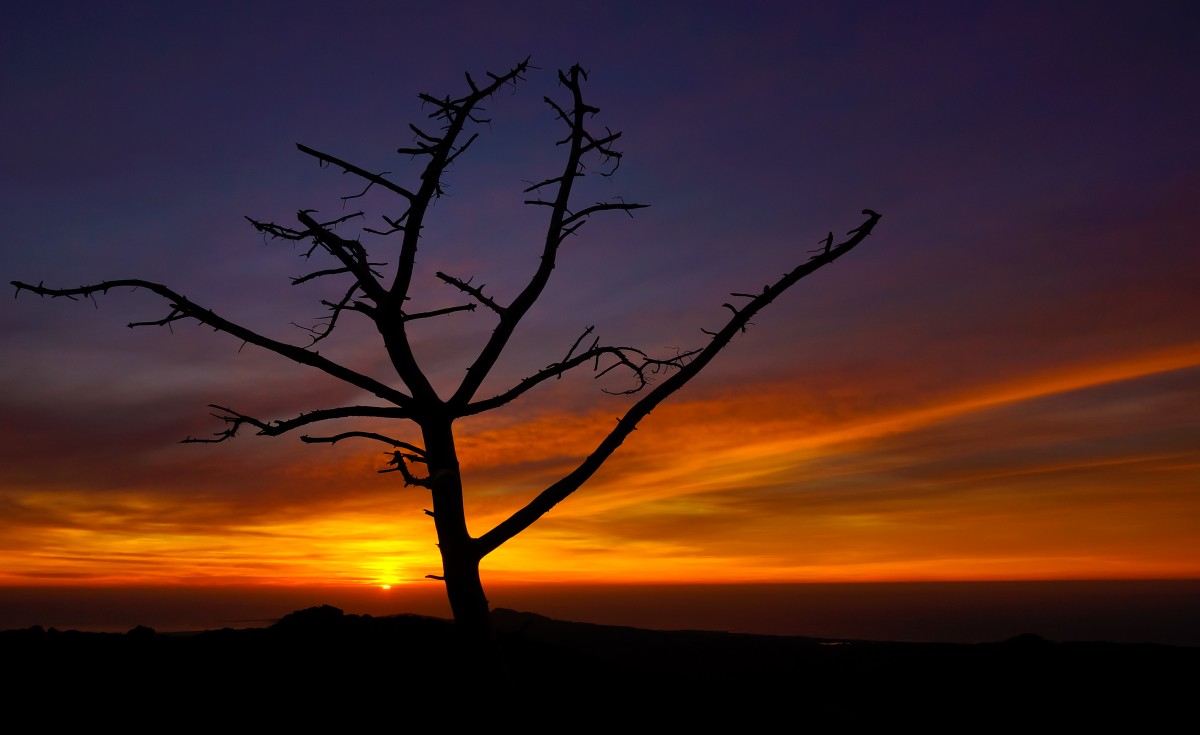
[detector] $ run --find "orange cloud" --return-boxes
[2,342,1197,588]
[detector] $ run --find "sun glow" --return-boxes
[1,345,1197,588]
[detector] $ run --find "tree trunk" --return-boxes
[422,416,491,644]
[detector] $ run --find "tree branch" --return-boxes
[301,431,426,456]
[379,450,431,487]
[463,340,701,416]
[371,58,531,405]
[475,209,882,557]
[291,264,377,287]
[182,404,413,443]
[435,272,505,315]
[294,210,386,302]
[291,281,363,346]
[402,303,477,321]
[296,144,415,201]
[449,64,636,411]
[10,279,414,409]
[561,199,649,228]
[245,211,365,244]
[388,58,531,307]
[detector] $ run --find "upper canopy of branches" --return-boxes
[11,59,880,454]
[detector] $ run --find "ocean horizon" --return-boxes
[2,579,1197,647]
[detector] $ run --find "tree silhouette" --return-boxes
[12,59,880,641]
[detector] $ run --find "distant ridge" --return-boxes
[2,605,1194,725]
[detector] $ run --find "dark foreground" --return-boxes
[4,606,1195,726]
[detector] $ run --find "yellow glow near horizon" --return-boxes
[1,344,1197,588]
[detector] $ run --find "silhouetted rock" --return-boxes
[272,604,345,631]
[1000,631,1052,646]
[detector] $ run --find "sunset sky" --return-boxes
[2,1,1198,616]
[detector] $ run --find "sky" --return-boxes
[2,1,1198,621]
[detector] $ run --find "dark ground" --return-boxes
[3,605,1195,727]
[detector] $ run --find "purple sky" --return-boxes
[2,1,1198,605]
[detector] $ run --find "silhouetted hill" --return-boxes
[3,606,1193,726]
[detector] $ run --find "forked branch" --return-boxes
[475,209,882,557]
[464,335,703,416]
[448,64,647,411]
[301,431,425,455]
[296,143,415,201]
[182,404,413,443]
[380,450,431,488]
[388,58,531,306]
[435,272,505,315]
[10,279,413,409]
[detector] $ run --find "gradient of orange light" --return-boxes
[462,341,1200,517]
[1,342,1196,587]
[470,342,1200,582]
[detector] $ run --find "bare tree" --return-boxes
[12,59,880,641]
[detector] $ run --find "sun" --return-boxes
[380,584,392,590]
